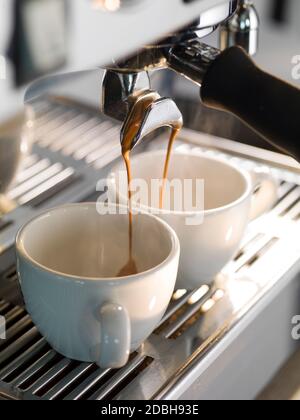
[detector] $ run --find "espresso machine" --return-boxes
[1,0,300,400]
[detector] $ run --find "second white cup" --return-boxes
[108,150,278,290]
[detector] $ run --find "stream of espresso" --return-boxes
[117,96,181,277]
[117,148,137,277]
[159,126,180,209]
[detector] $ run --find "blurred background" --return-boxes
[0,0,300,147]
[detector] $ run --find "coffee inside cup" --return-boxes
[18,205,174,278]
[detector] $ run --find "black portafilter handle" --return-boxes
[200,46,300,161]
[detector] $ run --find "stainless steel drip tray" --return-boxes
[1,99,300,400]
[1,218,300,401]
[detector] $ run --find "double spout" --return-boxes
[102,71,183,152]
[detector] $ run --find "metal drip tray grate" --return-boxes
[0,271,222,400]
[0,98,121,264]
[7,155,78,208]
[1,98,300,400]
[0,300,153,401]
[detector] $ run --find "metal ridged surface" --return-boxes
[0,99,122,264]
[0,99,300,400]
[34,100,121,169]
[0,303,154,400]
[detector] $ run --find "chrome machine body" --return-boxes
[100,0,258,148]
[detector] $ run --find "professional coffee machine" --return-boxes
[24,0,300,158]
[1,0,300,400]
[105,0,300,160]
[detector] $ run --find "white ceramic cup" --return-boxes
[108,150,278,290]
[16,203,180,368]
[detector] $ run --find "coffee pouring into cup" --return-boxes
[16,203,180,368]
[108,150,278,290]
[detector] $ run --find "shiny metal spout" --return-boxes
[220,0,259,56]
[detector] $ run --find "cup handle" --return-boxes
[99,303,131,369]
[249,169,278,221]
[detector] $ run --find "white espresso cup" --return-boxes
[108,150,278,290]
[16,203,180,368]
